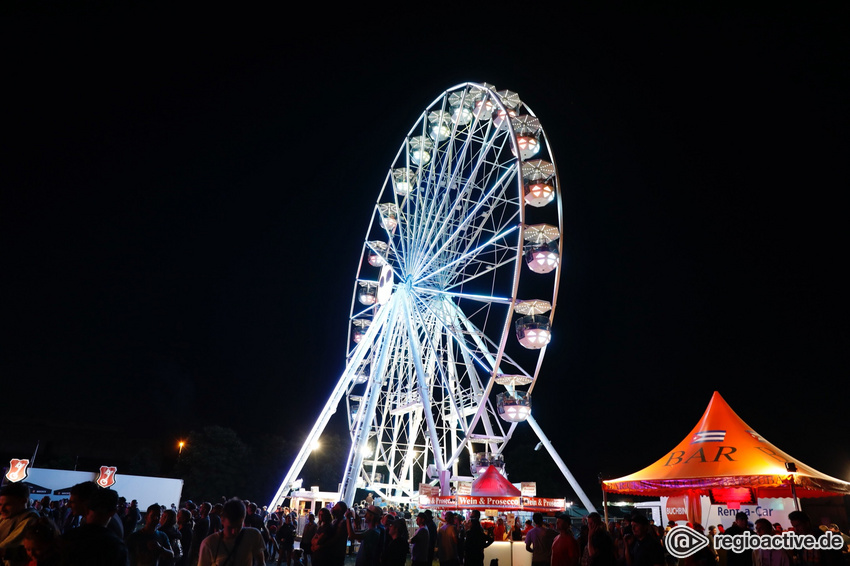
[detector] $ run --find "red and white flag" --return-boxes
[5,459,29,483]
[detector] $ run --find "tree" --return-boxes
[176,426,251,501]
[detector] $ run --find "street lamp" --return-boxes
[786,462,800,510]
[178,441,185,458]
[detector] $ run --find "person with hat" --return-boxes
[552,513,580,566]
[410,513,430,566]
[345,505,384,566]
[380,518,409,566]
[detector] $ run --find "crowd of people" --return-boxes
[2,482,849,566]
[0,482,273,566]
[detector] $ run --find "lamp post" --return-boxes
[786,462,800,511]
[599,473,609,524]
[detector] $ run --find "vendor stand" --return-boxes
[418,466,570,566]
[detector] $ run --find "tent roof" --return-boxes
[603,391,850,498]
[471,465,521,497]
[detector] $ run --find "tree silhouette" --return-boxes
[175,427,350,504]
[176,426,251,501]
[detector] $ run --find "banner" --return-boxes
[457,495,522,509]
[419,494,457,509]
[521,497,566,512]
[664,495,688,522]
[417,493,566,512]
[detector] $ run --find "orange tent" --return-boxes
[603,391,850,500]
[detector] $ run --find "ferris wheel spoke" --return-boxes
[410,296,510,454]
[411,286,513,306]
[412,165,519,279]
[408,118,512,275]
[441,251,519,294]
[419,103,486,220]
[408,304,473,438]
[407,123,452,264]
[399,290,448,473]
[412,161,515,278]
[413,224,519,288]
[418,179,517,280]
[454,315,537,391]
[411,296,497,381]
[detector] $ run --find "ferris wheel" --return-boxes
[269,82,595,512]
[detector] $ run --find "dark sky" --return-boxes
[3,6,849,503]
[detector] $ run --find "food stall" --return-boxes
[418,466,569,566]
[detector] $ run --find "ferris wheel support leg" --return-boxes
[341,299,400,505]
[266,374,349,510]
[267,301,391,511]
[526,415,597,513]
[340,376,382,505]
[402,293,448,477]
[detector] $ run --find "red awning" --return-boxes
[471,466,521,496]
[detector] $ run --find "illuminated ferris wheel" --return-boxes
[269,82,594,511]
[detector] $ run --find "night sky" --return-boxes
[3,6,849,504]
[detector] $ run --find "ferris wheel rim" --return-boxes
[343,82,563,501]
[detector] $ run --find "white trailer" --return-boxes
[15,468,183,510]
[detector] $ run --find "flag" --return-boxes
[690,430,726,443]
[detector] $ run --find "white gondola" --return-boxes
[497,391,532,422]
